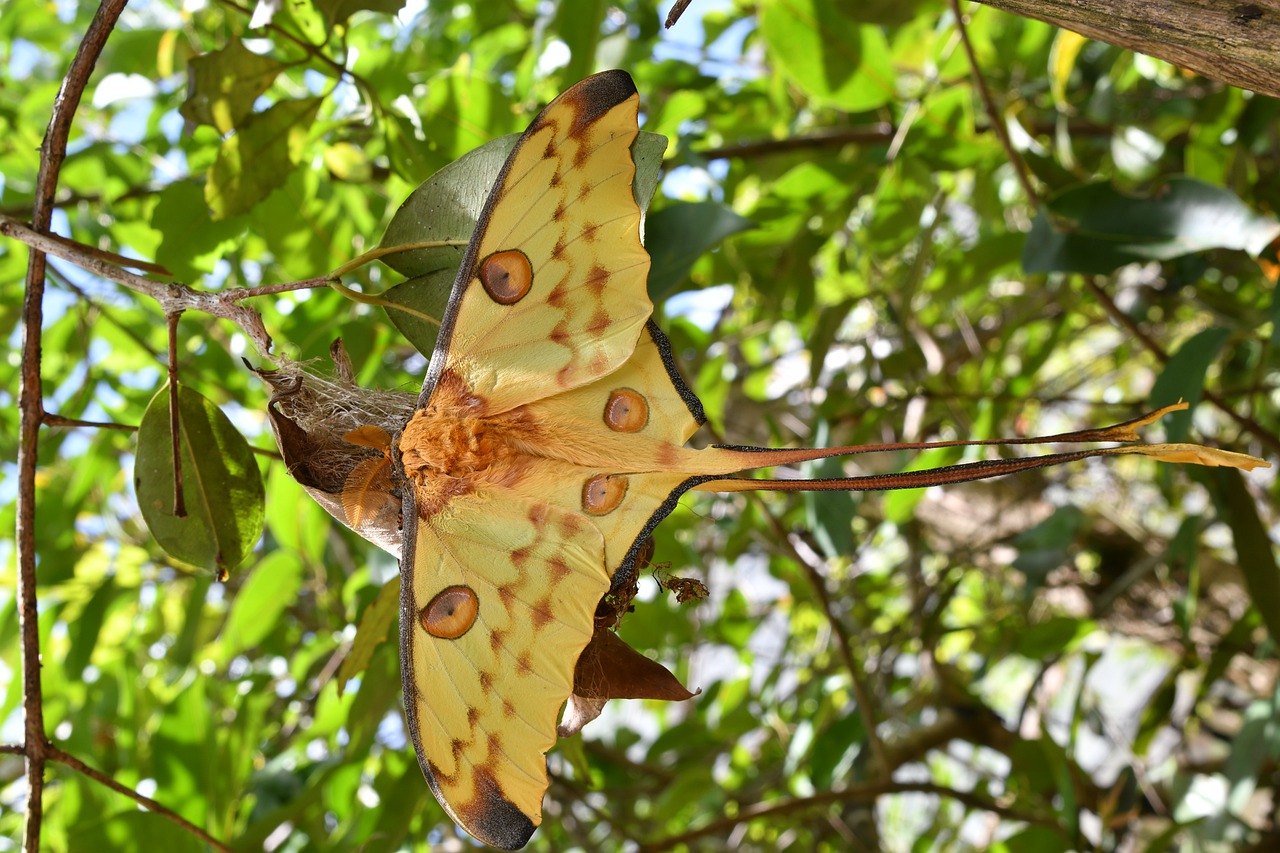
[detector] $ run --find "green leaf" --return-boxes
[206,97,323,219]
[1149,326,1229,442]
[804,422,857,558]
[64,574,116,677]
[215,550,305,662]
[135,383,265,574]
[555,0,606,84]
[759,0,893,111]
[68,810,206,853]
[347,641,401,754]
[645,202,755,301]
[151,179,247,279]
[383,271,453,356]
[336,575,400,696]
[998,826,1072,853]
[1024,178,1280,274]
[378,133,519,279]
[1213,469,1280,644]
[179,39,286,133]
[1015,616,1095,659]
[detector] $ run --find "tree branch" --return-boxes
[46,745,234,853]
[1,213,277,355]
[951,0,1040,207]
[971,0,1280,98]
[16,2,129,850]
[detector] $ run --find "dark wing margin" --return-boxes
[398,488,538,850]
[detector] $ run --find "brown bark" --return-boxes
[972,0,1280,99]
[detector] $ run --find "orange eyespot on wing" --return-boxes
[421,585,480,639]
[582,474,628,515]
[419,69,652,415]
[604,388,648,432]
[479,250,534,304]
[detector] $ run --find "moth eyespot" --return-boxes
[421,585,479,639]
[604,389,648,432]
[582,473,627,515]
[478,250,533,304]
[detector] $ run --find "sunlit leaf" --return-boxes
[759,0,894,111]
[1024,178,1280,274]
[215,550,305,662]
[336,575,400,696]
[206,97,323,219]
[179,39,286,133]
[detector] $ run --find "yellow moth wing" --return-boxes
[520,322,711,574]
[422,70,652,415]
[400,70,680,849]
[401,493,608,849]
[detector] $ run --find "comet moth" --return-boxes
[260,70,1267,849]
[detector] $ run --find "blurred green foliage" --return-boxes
[2,1,1278,851]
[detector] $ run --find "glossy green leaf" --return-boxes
[375,129,667,352]
[1150,326,1229,442]
[1215,469,1280,644]
[645,202,755,300]
[314,0,406,26]
[1024,178,1280,274]
[135,383,265,574]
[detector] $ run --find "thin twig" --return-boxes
[16,3,129,850]
[949,0,1040,207]
[636,780,1066,852]
[46,745,234,853]
[227,276,330,300]
[665,0,694,28]
[697,121,1117,162]
[0,182,163,217]
[43,414,136,431]
[1,213,275,354]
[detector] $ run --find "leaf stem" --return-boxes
[166,313,187,519]
[328,240,461,279]
[328,280,443,326]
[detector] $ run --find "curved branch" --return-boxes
[16,3,129,850]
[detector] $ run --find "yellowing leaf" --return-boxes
[1050,30,1088,108]
[179,39,286,133]
[1108,443,1271,471]
[206,97,323,220]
